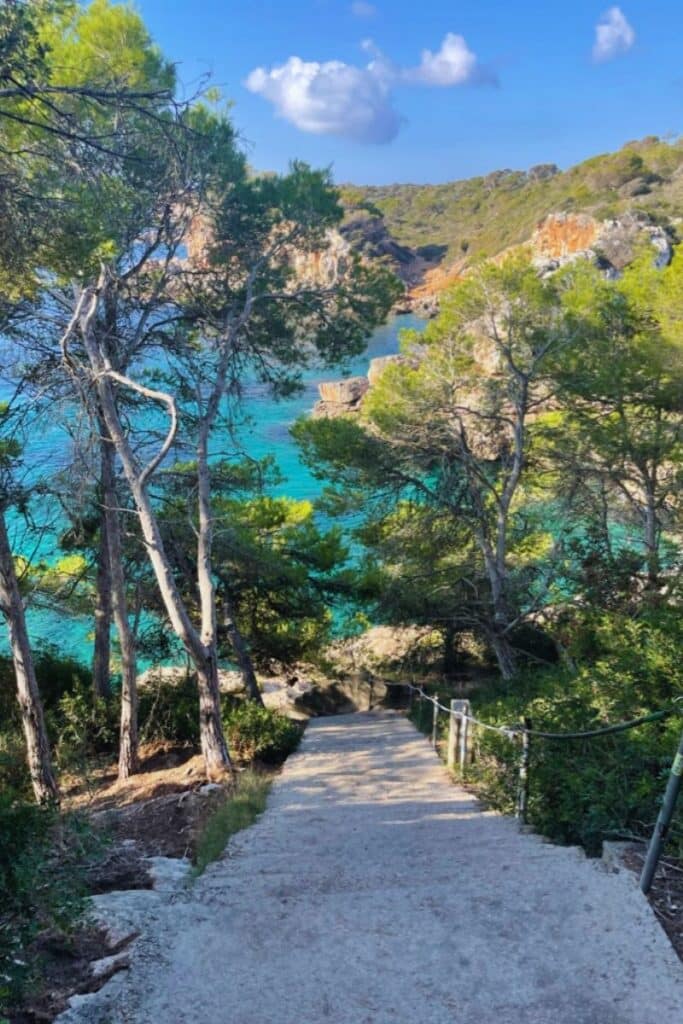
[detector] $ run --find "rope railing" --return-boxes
[404,682,675,739]
[400,681,683,895]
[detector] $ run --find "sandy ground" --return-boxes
[56,711,683,1024]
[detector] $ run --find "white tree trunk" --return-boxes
[0,509,59,803]
[77,295,233,778]
[99,422,139,779]
[92,502,112,700]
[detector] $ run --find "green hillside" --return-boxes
[341,136,683,263]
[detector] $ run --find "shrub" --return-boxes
[0,794,97,1015]
[0,729,31,798]
[53,684,119,773]
[0,646,91,732]
[223,702,301,764]
[138,674,199,745]
[464,610,683,856]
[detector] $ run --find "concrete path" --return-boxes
[63,712,683,1023]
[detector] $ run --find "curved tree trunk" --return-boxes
[99,422,139,780]
[92,502,112,700]
[0,509,58,803]
[78,297,232,779]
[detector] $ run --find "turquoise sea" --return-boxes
[14,314,422,664]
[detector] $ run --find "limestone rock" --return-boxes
[326,625,443,682]
[318,377,369,404]
[312,376,369,419]
[137,666,245,695]
[289,229,352,287]
[367,354,405,387]
[530,212,672,276]
[90,951,130,982]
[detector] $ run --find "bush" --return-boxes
[137,674,199,745]
[0,646,91,732]
[0,794,97,1014]
[465,610,683,856]
[53,684,119,773]
[223,702,301,764]
[0,729,31,798]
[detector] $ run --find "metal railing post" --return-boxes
[640,725,683,894]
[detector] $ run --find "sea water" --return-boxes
[11,314,422,664]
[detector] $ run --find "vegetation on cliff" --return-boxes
[341,135,683,268]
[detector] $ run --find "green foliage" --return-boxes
[0,795,99,1014]
[53,683,118,773]
[467,608,683,855]
[158,459,353,667]
[137,675,200,746]
[0,728,31,800]
[348,137,683,264]
[223,703,302,764]
[193,769,271,875]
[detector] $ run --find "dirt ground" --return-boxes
[622,848,683,963]
[12,743,243,1024]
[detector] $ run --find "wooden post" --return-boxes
[516,717,531,825]
[448,700,470,771]
[431,693,439,749]
[459,699,471,773]
[447,701,459,769]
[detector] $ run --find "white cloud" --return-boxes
[245,33,494,144]
[592,7,635,62]
[245,57,401,144]
[350,1,377,17]
[405,33,478,86]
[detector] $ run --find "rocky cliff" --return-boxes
[313,207,675,418]
[404,210,673,310]
[341,135,683,309]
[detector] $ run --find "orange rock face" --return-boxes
[410,258,467,300]
[530,213,601,260]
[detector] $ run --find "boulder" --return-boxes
[326,625,443,682]
[137,666,245,695]
[318,377,369,405]
[312,376,369,419]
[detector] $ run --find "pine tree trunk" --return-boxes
[223,600,264,705]
[196,653,232,779]
[99,422,139,780]
[78,305,233,779]
[490,632,516,681]
[0,509,59,803]
[92,499,112,700]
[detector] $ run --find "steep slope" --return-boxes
[340,135,683,300]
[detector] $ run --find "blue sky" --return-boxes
[135,1,683,185]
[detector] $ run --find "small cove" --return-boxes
[10,314,422,663]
